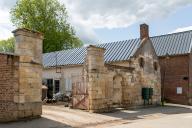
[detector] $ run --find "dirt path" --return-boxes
[42,105,192,128]
[43,105,128,128]
[1,104,192,128]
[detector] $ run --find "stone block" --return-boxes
[14,95,25,103]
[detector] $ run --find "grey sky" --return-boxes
[0,0,192,43]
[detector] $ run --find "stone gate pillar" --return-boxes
[12,28,43,119]
[86,45,112,112]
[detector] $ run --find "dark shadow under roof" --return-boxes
[43,30,192,68]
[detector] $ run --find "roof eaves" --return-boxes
[188,35,192,53]
[43,63,83,69]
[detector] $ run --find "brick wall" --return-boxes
[0,53,19,122]
[159,55,190,105]
[188,54,192,104]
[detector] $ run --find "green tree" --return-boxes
[0,37,14,53]
[11,0,83,53]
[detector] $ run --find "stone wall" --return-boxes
[71,54,161,112]
[105,55,161,108]
[0,28,43,122]
[84,43,161,112]
[121,56,161,107]
[85,45,113,112]
[13,28,43,119]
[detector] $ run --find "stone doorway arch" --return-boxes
[113,75,124,105]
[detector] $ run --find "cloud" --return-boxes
[0,9,15,40]
[0,0,17,9]
[0,24,14,40]
[0,0,192,43]
[61,0,192,29]
[171,26,192,33]
[0,0,17,40]
[60,0,192,43]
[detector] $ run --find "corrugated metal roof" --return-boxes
[151,30,192,56]
[43,47,87,67]
[43,30,192,68]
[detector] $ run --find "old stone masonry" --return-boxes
[82,44,161,112]
[0,29,43,122]
[72,25,161,112]
[0,25,161,122]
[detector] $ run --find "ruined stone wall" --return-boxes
[106,65,134,106]
[84,43,161,112]
[109,40,161,107]
[0,53,19,122]
[129,39,161,106]
[85,45,113,112]
[77,24,161,112]
[106,56,161,108]
[121,56,161,107]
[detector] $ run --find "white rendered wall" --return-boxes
[43,66,83,94]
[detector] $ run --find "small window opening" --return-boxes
[183,77,188,80]
[153,62,158,71]
[139,57,145,68]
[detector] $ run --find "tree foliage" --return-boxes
[0,37,14,53]
[11,0,83,53]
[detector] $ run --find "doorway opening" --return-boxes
[113,75,123,106]
[47,79,53,99]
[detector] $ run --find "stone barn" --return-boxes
[0,28,43,122]
[43,24,161,112]
[43,24,192,106]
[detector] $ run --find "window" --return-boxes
[65,78,72,92]
[47,79,53,88]
[176,87,182,94]
[139,57,145,68]
[183,77,188,80]
[54,80,60,94]
[153,62,158,71]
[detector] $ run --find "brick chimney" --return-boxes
[140,23,149,40]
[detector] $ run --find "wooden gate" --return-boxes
[72,75,89,110]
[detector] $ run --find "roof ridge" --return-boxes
[94,30,192,48]
[96,30,192,45]
[43,29,192,67]
[43,29,192,55]
[98,38,139,46]
[151,29,192,39]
